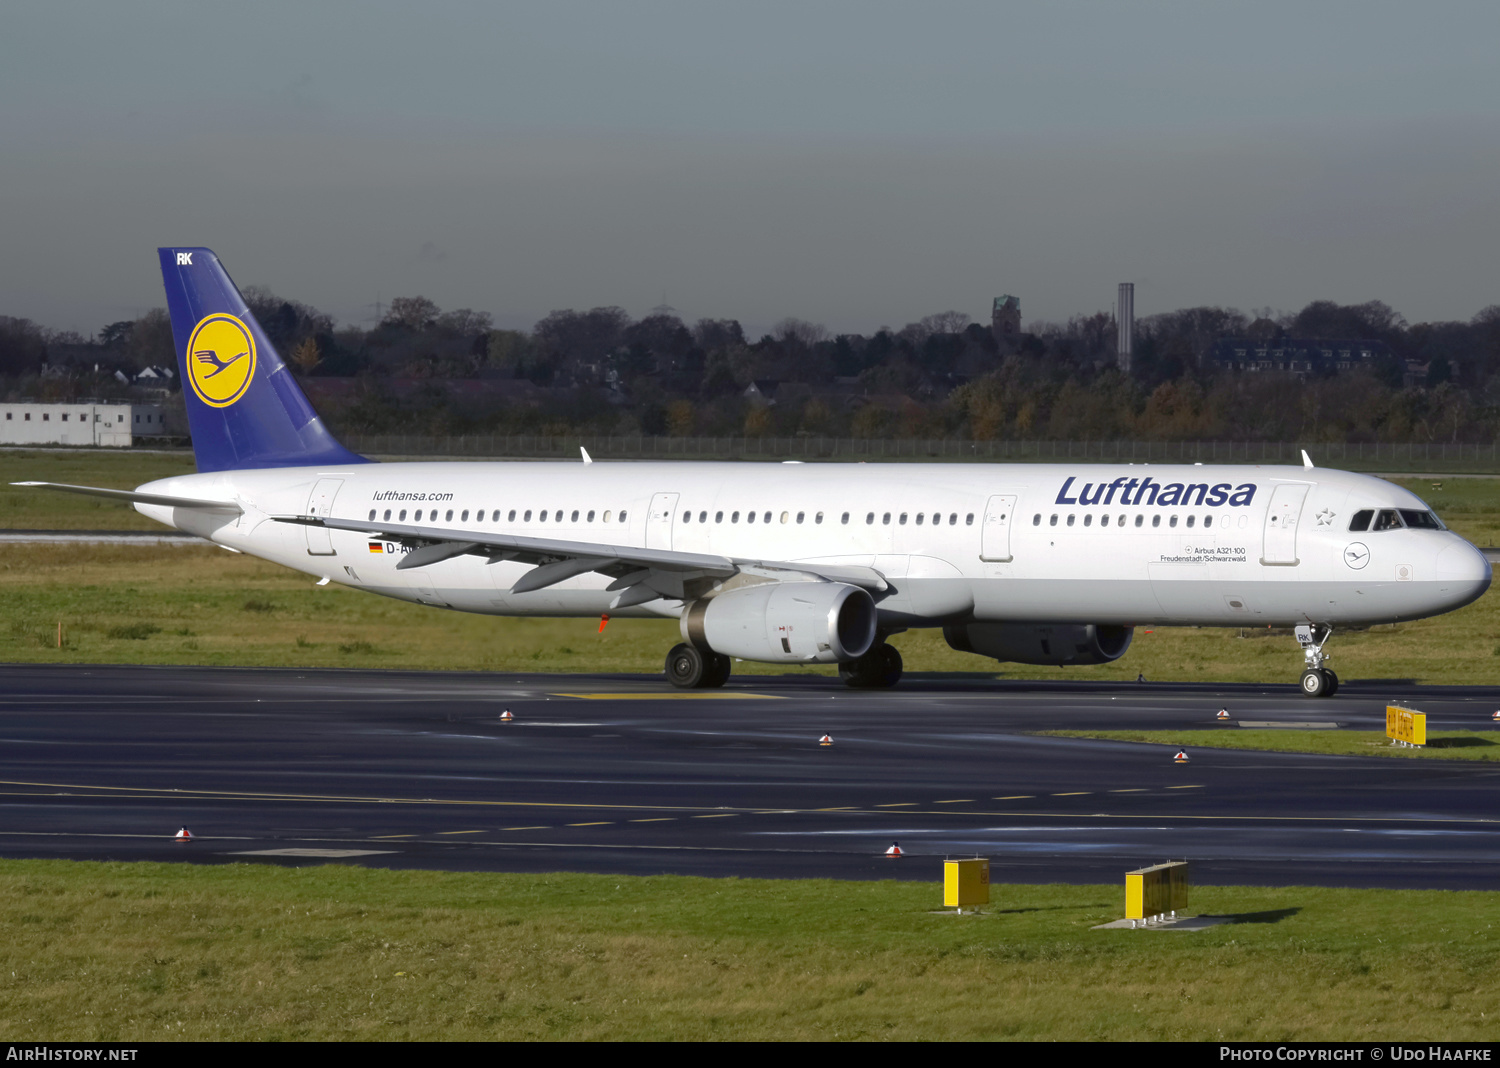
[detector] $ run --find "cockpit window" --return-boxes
[1372,509,1402,531]
[1349,510,1372,532]
[1399,509,1443,530]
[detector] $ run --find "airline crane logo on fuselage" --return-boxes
[1054,475,1256,509]
[185,313,257,408]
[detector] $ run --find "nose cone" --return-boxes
[1433,540,1492,609]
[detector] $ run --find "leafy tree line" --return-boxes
[4,290,1500,443]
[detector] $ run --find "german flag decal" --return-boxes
[368,542,383,553]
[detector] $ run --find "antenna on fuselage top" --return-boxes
[581,446,593,465]
[1301,450,1314,469]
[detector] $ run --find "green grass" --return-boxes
[0,860,1496,1040]
[0,449,197,530]
[1040,729,1500,761]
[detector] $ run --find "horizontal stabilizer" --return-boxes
[12,482,242,514]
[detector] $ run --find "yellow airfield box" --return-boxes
[1387,705,1426,746]
[943,858,990,908]
[1125,861,1189,920]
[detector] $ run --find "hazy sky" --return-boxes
[3,1,1499,336]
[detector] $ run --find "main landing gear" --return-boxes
[665,643,731,689]
[840,642,903,689]
[1295,623,1339,698]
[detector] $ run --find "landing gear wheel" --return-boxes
[840,644,904,689]
[874,644,903,688]
[1299,668,1328,698]
[1323,669,1339,697]
[702,652,732,689]
[666,643,706,689]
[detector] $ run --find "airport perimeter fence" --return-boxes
[342,433,1500,472]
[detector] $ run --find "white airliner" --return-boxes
[17,249,1492,696]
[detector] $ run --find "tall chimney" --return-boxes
[1116,283,1134,373]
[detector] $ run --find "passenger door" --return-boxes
[979,494,1017,562]
[646,492,679,550]
[304,478,343,556]
[1260,483,1310,566]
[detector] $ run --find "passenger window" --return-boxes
[949,513,958,525]
[1033,514,1041,526]
[732,511,740,523]
[782,511,790,524]
[461,510,469,521]
[883,513,891,525]
[571,510,579,522]
[1349,510,1372,532]
[1117,515,1125,527]
[539,510,547,522]
[383,509,392,521]
[715,511,723,523]
[446,509,453,521]
[368,509,376,521]
[1067,515,1075,527]
[1186,515,1195,528]
[866,513,875,524]
[1152,515,1160,528]
[682,511,691,523]
[796,512,805,524]
[587,510,595,522]
[699,511,707,522]
[1134,515,1143,527]
[1083,514,1092,527]
[619,511,627,522]
[763,512,771,523]
[747,511,756,524]
[415,509,425,521]
[1169,515,1178,528]
[1373,509,1402,531]
[1204,515,1212,528]
[601,510,609,523]
[839,512,848,524]
[399,510,407,521]
[965,513,974,525]
[524,510,532,521]
[900,513,909,525]
[492,510,500,521]
[1049,514,1058,526]
[815,512,823,524]
[915,513,924,525]
[508,509,517,521]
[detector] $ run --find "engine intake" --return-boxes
[683,581,877,663]
[943,622,1133,666]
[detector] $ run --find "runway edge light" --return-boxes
[500,709,514,722]
[175,827,192,842]
[1174,749,1189,763]
[1125,860,1188,924]
[819,733,833,746]
[943,857,990,912]
[884,842,903,858]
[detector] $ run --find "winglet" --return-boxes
[1301,449,1314,469]
[581,447,593,465]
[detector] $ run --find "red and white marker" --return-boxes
[1492,710,1500,721]
[819,734,833,746]
[174,827,192,842]
[884,842,903,858]
[1174,750,1189,763]
[500,709,514,722]
[1216,709,1231,720]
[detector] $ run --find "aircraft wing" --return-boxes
[12,481,243,515]
[281,514,888,608]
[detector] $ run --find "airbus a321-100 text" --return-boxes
[17,250,1492,695]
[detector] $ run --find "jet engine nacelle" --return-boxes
[683,581,878,664]
[943,622,1134,666]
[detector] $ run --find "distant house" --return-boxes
[1210,337,1394,377]
[0,401,173,447]
[743,380,780,406]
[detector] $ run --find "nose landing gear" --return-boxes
[1295,623,1339,698]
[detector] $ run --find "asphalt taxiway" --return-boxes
[2,664,1499,888]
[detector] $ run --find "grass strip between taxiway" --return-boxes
[1039,728,1500,761]
[0,859,1497,1041]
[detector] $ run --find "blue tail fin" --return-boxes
[158,247,369,472]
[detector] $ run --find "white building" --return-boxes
[0,402,174,447]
